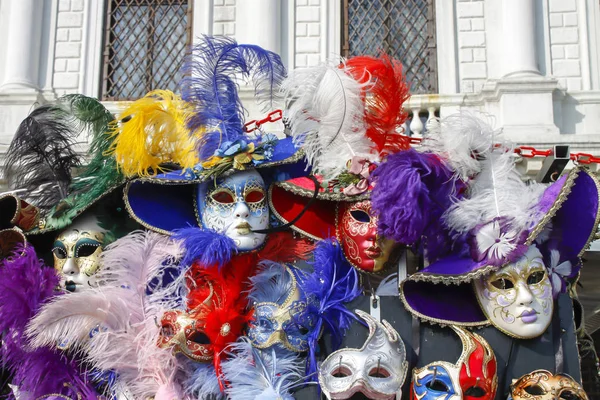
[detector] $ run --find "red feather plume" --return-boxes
[345,54,411,156]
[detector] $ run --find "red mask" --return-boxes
[158,308,213,361]
[336,200,397,273]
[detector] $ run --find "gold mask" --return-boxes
[510,370,589,400]
[52,228,104,292]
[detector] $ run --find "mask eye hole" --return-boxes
[331,366,352,378]
[464,386,487,397]
[527,270,546,285]
[559,390,581,400]
[52,246,67,259]
[524,385,545,395]
[211,190,235,204]
[188,330,210,345]
[426,379,450,392]
[244,189,265,203]
[368,368,390,378]
[491,277,514,290]
[350,210,371,223]
[161,324,175,339]
[76,244,99,258]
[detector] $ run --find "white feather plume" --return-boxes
[183,361,225,400]
[431,115,547,235]
[421,113,499,181]
[282,60,377,179]
[221,338,304,400]
[376,273,399,297]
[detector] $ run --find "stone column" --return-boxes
[502,0,540,78]
[0,0,44,93]
[235,0,281,54]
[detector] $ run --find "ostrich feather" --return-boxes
[4,104,81,210]
[282,61,377,180]
[346,54,411,156]
[222,338,304,400]
[0,246,98,398]
[26,231,185,398]
[107,90,199,177]
[248,261,299,305]
[370,148,462,260]
[421,113,499,181]
[180,35,286,160]
[302,239,361,376]
[183,362,224,399]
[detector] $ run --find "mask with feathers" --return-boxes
[247,262,317,352]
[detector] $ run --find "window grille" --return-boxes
[342,0,438,94]
[101,0,193,101]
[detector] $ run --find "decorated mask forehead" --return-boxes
[510,370,588,400]
[52,215,105,293]
[336,200,397,273]
[411,326,497,400]
[198,169,268,251]
[319,310,408,400]
[474,245,553,339]
[248,265,314,352]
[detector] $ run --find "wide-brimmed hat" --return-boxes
[124,135,306,235]
[401,167,600,326]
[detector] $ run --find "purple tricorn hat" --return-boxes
[401,167,600,326]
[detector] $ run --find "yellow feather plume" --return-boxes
[107,90,201,177]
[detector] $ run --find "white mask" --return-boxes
[318,310,408,400]
[473,245,553,339]
[197,170,268,251]
[52,214,106,293]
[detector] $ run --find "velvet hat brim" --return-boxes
[401,167,600,325]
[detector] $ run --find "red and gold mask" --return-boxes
[336,200,397,273]
[510,370,588,400]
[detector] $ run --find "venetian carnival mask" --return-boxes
[197,169,269,251]
[247,266,314,352]
[473,245,553,339]
[52,215,105,293]
[411,326,497,400]
[509,370,588,400]
[336,200,397,273]
[158,308,213,362]
[319,310,408,400]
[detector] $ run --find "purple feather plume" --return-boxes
[173,226,237,268]
[0,246,98,398]
[180,35,286,160]
[371,148,463,262]
[302,239,361,377]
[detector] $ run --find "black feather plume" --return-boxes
[4,105,82,211]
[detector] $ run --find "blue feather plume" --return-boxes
[180,35,286,160]
[249,261,305,305]
[302,239,361,376]
[222,338,304,400]
[183,361,224,399]
[172,226,237,268]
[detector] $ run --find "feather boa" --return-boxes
[282,61,377,180]
[222,339,304,400]
[302,239,361,376]
[0,246,98,398]
[180,35,286,160]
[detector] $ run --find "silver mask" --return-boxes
[318,309,408,399]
